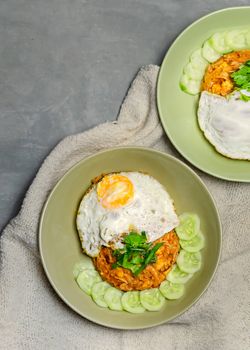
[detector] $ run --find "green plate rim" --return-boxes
[39,146,222,329]
[157,6,250,182]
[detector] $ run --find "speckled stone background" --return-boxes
[0,0,249,232]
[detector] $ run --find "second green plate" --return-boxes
[157,7,250,182]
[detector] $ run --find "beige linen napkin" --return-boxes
[1,65,250,350]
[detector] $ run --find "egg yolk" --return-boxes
[97,174,134,209]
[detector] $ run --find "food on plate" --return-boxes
[179,29,250,95]
[110,231,165,276]
[231,59,250,100]
[179,29,250,160]
[202,50,250,96]
[74,173,205,313]
[94,230,179,291]
[198,90,250,160]
[76,172,179,257]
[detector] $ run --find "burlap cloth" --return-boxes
[0,65,249,350]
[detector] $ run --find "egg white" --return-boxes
[76,172,179,257]
[198,91,250,160]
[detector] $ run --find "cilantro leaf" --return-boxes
[111,231,164,276]
[231,60,250,96]
[123,231,147,247]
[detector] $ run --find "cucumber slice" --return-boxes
[202,40,221,62]
[175,213,200,240]
[140,288,165,311]
[183,62,205,80]
[177,250,202,274]
[104,287,123,311]
[209,32,232,54]
[76,269,101,295]
[121,291,145,313]
[180,231,205,252]
[91,281,110,308]
[160,281,185,300]
[73,259,95,279]
[225,29,248,50]
[167,264,193,284]
[180,74,201,95]
[190,48,208,69]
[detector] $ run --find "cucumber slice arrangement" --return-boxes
[74,212,205,312]
[164,212,204,297]
[180,48,207,95]
[180,28,250,95]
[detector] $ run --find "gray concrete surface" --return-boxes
[0,0,249,232]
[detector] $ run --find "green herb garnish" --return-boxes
[112,231,163,276]
[231,60,250,101]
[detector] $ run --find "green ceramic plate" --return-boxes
[157,7,250,182]
[39,147,221,329]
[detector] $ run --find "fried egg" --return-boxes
[76,172,179,257]
[198,91,250,160]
